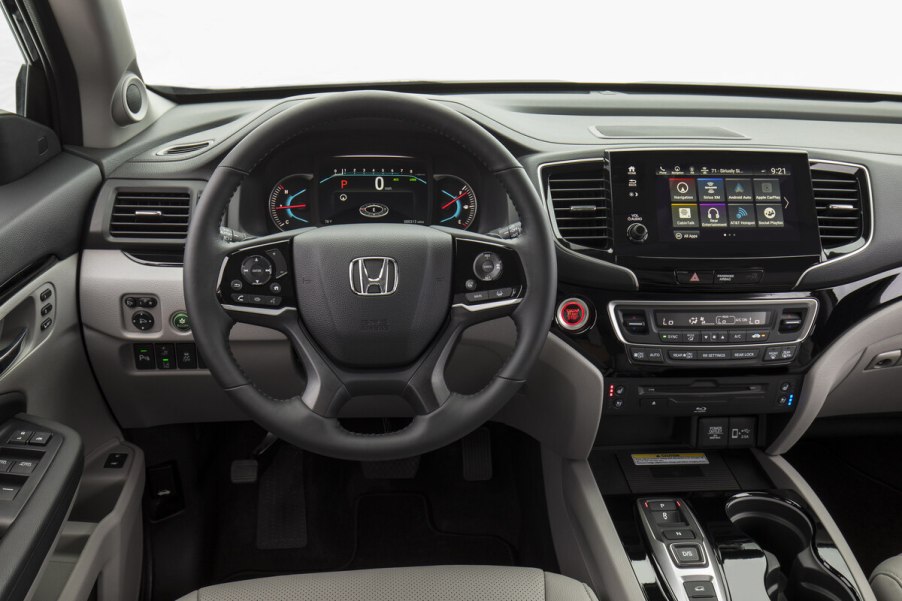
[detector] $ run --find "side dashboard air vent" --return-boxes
[809,162,869,253]
[110,190,191,239]
[545,162,611,250]
[156,140,212,156]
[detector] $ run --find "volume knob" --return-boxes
[626,223,648,243]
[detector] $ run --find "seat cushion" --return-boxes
[872,556,902,601]
[177,565,597,601]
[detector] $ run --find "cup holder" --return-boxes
[725,494,857,601]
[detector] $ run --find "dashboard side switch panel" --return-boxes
[104,453,128,469]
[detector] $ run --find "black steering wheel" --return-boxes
[184,91,556,461]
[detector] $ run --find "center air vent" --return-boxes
[809,162,868,253]
[110,190,191,239]
[545,163,611,250]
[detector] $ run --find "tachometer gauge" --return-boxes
[435,175,478,230]
[269,174,312,231]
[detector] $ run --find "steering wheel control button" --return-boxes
[230,279,243,291]
[155,343,176,370]
[465,291,488,303]
[465,279,477,291]
[473,252,503,281]
[556,298,591,333]
[131,311,155,331]
[231,293,281,307]
[684,581,716,599]
[269,282,283,294]
[170,311,191,332]
[240,255,274,286]
[264,248,289,279]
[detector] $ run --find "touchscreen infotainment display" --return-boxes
[607,150,822,259]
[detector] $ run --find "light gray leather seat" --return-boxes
[176,565,597,601]
[872,556,902,601]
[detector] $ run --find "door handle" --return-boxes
[0,328,28,376]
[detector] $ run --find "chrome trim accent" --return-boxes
[349,256,399,296]
[122,251,183,268]
[796,158,874,287]
[607,298,819,348]
[220,304,296,317]
[453,297,522,312]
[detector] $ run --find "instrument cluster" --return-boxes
[267,157,478,232]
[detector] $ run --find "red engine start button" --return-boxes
[556,297,591,332]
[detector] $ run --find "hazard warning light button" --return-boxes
[675,270,714,285]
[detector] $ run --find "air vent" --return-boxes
[110,190,191,239]
[545,163,611,250]
[810,162,868,252]
[156,140,212,156]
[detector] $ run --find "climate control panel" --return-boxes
[609,299,818,367]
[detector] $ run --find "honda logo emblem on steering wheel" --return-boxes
[349,257,399,296]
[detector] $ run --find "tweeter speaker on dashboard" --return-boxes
[111,73,148,125]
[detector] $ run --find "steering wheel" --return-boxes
[184,91,556,461]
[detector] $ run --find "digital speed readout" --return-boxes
[656,311,770,328]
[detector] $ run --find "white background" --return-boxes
[2,0,901,113]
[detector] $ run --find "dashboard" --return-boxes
[75,90,902,457]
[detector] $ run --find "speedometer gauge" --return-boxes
[269,174,312,231]
[435,175,478,230]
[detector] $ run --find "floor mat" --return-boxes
[350,493,514,569]
[194,423,556,588]
[787,438,902,575]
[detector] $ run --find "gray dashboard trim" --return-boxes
[768,298,902,455]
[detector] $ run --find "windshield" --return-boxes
[122,0,898,96]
